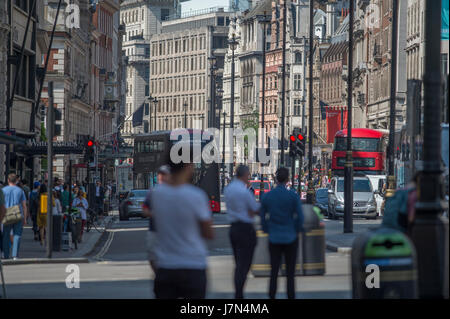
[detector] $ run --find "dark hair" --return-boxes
[276,167,289,184]
[236,165,250,178]
[39,184,47,195]
[168,142,194,175]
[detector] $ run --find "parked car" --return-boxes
[249,180,271,197]
[327,175,377,220]
[119,189,148,221]
[315,188,329,215]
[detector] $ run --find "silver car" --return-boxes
[328,176,377,220]
[119,189,148,221]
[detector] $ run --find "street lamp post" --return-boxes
[411,0,448,298]
[200,114,205,130]
[386,0,399,199]
[222,111,227,192]
[208,56,217,128]
[216,88,224,129]
[229,33,239,176]
[183,101,188,128]
[280,0,287,167]
[306,0,315,204]
[165,117,168,130]
[343,0,354,233]
[152,97,158,131]
[257,11,271,192]
[147,95,153,131]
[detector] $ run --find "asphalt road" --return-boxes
[3,213,353,299]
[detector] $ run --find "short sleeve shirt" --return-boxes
[150,183,212,269]
[1,185,26,216]
[224,179,260,224]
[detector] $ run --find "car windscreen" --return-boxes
[129,190,147,198]
[337,180,372,192]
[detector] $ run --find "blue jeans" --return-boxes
[2,220,24,259]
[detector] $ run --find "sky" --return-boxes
[181,0,230,14]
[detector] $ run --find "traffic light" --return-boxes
[84,137,95,162]
[295,129,306,157]
[289,134,296,157]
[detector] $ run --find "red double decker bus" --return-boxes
[332,128,388,175]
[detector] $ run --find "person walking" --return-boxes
[142,165,171,273]
[72,190,88,243]
[149,156,214,299]
[60,184,70,213]
[224,165,260,299]
[0,187,6,257]
[260,167,304,299]
[1,174,28,259]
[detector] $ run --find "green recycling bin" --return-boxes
[351,227,418,299]
[301,204,326,275]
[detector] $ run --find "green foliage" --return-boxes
[40,122,47,142]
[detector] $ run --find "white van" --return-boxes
[367,175,386,216]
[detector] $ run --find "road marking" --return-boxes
[109,227,148,232]
[93,230,115,261]
[212,225,230,228]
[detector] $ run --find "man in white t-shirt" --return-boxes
[148,158,214,299]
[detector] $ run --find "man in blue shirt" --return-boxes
[2,174,28,259]
[260,167,304,299]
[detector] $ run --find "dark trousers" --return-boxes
[154,268,207,299]
[229,222,257,299]
[95,197,103,214]
[269,239,298,299]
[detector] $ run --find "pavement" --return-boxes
[1,212,116,266]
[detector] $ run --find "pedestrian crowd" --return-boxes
[0,174,112,259]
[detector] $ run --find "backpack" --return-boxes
[381,188,413,232]
[29,191,39,215]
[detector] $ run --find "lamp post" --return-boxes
[147,95,153,131]
[222,111,227,192]
[386,0,398,199]
[257,11,271,190]
[216,88,224,129]
[152,97,158,131]
[229,32,239,176]
[183,101,188,128]
[343,0,354,233]
[165,117,168,130]
[208,56,217,128]
[200,114,205,130]
[411,0,448,298]
[280,0,287,167]
[306,0,315,204]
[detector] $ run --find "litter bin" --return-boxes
[351,227,418,299]
[301,204,326,275]
[62,232,72,251]
[52,214,63,252]
[251,230,303,277]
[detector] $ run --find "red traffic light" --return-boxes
[290,135,296,142]
[87,140,94,147]
[297,134,304,141]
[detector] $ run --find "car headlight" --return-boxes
[368,199,376,206]
[337,197,344,204]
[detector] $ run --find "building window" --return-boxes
[294,74,301,91]
[295,52,302,64]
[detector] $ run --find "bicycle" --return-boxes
[86,208,105,233]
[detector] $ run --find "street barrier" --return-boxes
[351,227,418,298]
[250,204,325,277]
